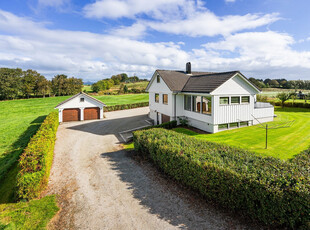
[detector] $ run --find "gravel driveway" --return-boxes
[47,107,259,230]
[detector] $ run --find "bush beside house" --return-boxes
[133,128,310,229]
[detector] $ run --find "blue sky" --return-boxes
[0,0,310,81]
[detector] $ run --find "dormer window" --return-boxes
[80,98,84,102]
[157,74,160,83]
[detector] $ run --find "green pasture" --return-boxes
[173,107,310,160]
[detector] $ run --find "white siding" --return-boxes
[213,95,255,124]
[148,73,174,121]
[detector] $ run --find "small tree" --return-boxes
[276,92,292,108]
[123,85,128,94]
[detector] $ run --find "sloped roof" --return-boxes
[155,70,260,93]
[182,71,239,93]
[156,70,213,91]
[55,92,106,108]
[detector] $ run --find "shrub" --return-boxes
[133,128,310,228]
[271,101,310,108]
[143,120,177,130]
[17,112,59,200]
[104,102,149,112]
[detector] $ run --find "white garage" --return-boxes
[55,92,106,123]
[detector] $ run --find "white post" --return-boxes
[58,109,63,123]
[80,107,84,121]
[100,107,104,119]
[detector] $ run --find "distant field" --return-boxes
[83,81,149,93]
[174,107,310,160]
[261,88,310,98]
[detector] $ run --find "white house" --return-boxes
[146,63,274,133]
[55,92,106,123]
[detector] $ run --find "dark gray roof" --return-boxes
[156,70,214,91]
[55,92,106,108]
[155,70,260,93]
[182,71,239,93]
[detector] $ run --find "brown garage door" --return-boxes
[63,109,80,122]
[161,114,170,123]
[84,107,100,120]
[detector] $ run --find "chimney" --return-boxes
[186,62,191,74]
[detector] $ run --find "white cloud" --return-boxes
[225,0,236,3]
[0,10,189,80]
[109,23,147,39]
[0,10,309,80]
[83,0,187,19]
[38,0,69,7]
[200,31,310,77]
[146,12,279,37]
[83,0,279,38]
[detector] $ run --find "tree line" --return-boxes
[249,78,310,90]
[91,73,145,93]
[0,68,83,100]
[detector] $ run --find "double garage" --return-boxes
[55,92,106,123]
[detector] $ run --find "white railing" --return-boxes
[254,102,273,109]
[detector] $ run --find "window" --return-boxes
[163,94,168,104]
[192,96,201,112]
[241,96,250,103]
[80,98,84,102]
[240,121,249,127]
[230,122,238,128]
[155,93,159,103]
[218,124,228,130]
[184,95,191,111]
[231,97,240,104]
[220,97,229,105]
[202,96,212,115]
[157,75,160,83]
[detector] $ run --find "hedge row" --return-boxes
[271,101,310,108]
[104,102,149,112]
[143,120,177,130]
[133,128,310,229]
[17,112,59,200]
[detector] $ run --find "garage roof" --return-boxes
[55,92,106,109]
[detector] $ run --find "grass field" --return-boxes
[261,88,310,98]
[173,107,310,160]
[83,81,149,93]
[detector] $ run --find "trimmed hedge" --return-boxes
[133,128,310,228]
[104,102,149,112]
[17,112,59,200]
[271,101,310,108]
[143,120,177,130]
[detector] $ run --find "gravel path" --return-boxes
[46,107,260,230]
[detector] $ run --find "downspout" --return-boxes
[174,94,177,121]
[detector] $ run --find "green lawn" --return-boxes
[0,195,59,229]
[174,107,310,160]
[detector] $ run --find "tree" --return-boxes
[91,82,101,93]
[276,92,292,108]
[0,68,23,100]
[123,85,128,93]
[35,75,50,97]
[51,74,67,96]
[22,69,41,98]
